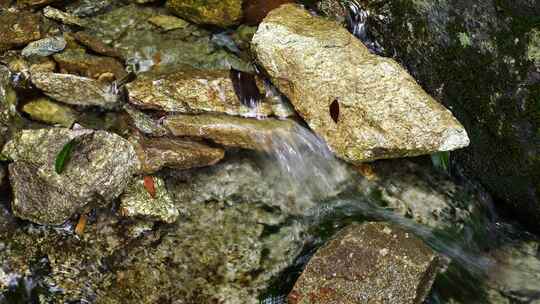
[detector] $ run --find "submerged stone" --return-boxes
[72,31,124,60]
[119,176,179,223]
[22,97,78,127]
[148,15,189,31]
[252,5,469,163]
[357,160,483,233]
[84,4,251,73]
[127,69,272,116]
[31,72,122,109]
[289,222,443,304]
[53,49,127,80]
[166,0,243,27]
[21,36,66,57]
[0,11,41,52]
[130,133,225,174]
[43,6,86,27]
[2,128,139,225]
[163,113,297,150]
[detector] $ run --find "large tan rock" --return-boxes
[252,5,469,163]
[289,222,443,304]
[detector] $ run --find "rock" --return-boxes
[148,15,189,31]
[22,97,78,127]
[119,176,179,223]
[53,49,127,80]
[357,160,484,233]
[166,0,243,27]
[72,31,123,59]
[43,6,86,27]
[252,5,469,163]
[289,222,443,304]
[163,113,297,150]
[0,157,304,303]
[486,240,540,304]
[127,69,272,116]
[16,0,60,7]
[21,36,66,57]
[124,104,169,137]
[130,134,225,174]
[349,0,540,232]
[243,0,294,25]
[0,12,41,52]
[2,128,139,225]
[31,72,122,109]
[84,4,252,73]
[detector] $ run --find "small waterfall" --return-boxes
[342,0,384,55]
[254,121,352,214]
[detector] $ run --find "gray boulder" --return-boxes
[252,4,469,163]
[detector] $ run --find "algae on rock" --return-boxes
[166,0,243,28]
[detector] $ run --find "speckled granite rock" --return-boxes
[289,222,443,304]
[31,73,122,109]
[22,97,78,127]
[119,176,179,223]
[21,36,66,58]
[127,69,272,117]
[163,113,297,150]
[0,11,41,52]
[2,128,140,225]
[252,4,469,163]
[166,0,243,27]
[130,134,225,174]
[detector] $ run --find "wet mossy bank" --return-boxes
[352,0,540,231]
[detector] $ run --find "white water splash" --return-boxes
[254,122,352,213]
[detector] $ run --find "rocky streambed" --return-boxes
[0,1,539,304]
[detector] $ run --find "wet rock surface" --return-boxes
[0,12,41,52]
[253,4,469,163]
[2,128,139,225]
[119,176,179,223]
[21,36,66,58]
[130,134,225,174]
[127,68,273,116]
[31,73,122,109]
[357,160,484,233]
[22,97,77,127]
[53,49,127,80]
[163,113,297,150]
[350,0,540,231]
[289,222,443,304]
[166,0,243,27]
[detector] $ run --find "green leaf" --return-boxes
[431,151,450,173]
[55,139,77,174]
[0,153,11,162]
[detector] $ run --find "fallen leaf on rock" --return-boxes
[55,138,77,174]
[144,175,156,198]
